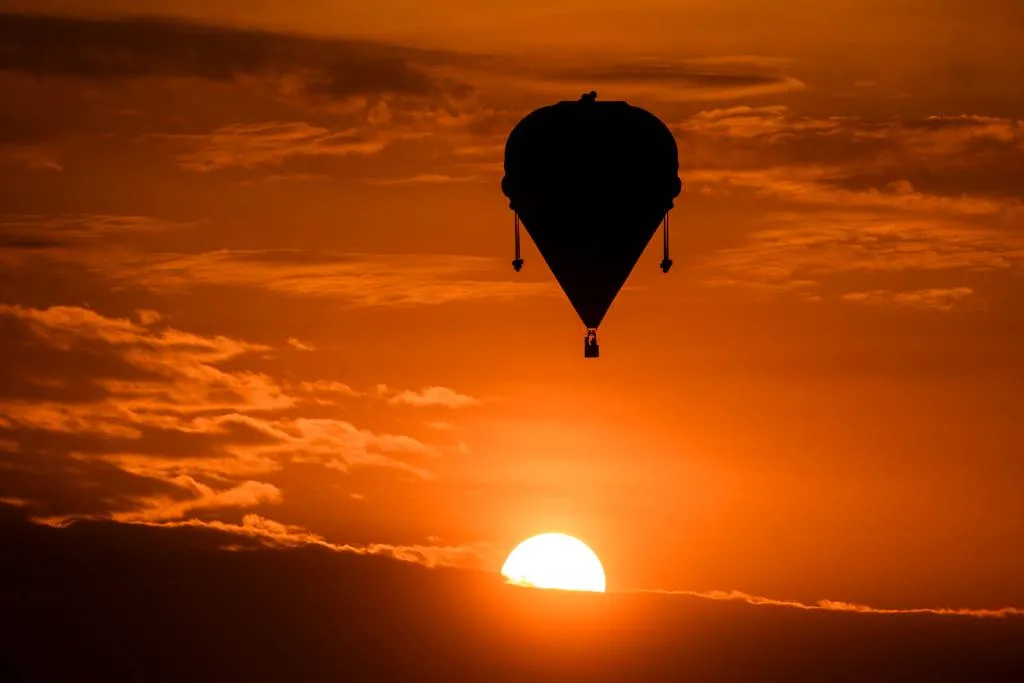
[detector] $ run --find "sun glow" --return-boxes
[501,533,606,593]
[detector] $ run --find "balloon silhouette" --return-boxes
[501,91,682,358]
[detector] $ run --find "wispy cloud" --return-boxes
[33,513,490,570]
[0,214,191,250]
[116,250,552,306]
[388,386,483,409]
[362,173,479,185]
[287,338,315,351]
[300,380,360,397]
[0,217,549,309]
[159,121,393,172]
[0,143,62,172]
[841,287,976,311]
[520,59,806,102]
[638,588,1024,619]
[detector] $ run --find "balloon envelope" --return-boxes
[502,94,682,329]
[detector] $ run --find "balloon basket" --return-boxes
[584,330,600,359]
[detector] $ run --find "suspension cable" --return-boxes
[512,212,523,272]
[660,211,673,273]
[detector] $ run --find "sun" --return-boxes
[500,533,606,593]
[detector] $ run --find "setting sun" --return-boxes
[501,533,606,593]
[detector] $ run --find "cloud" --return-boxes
[187,105,517,182]
[676,106,1024,185]
[86,414,440,484]
[258,417,438,479]
[0,214,190,250]
[159,121,394,172]
[0,13,810,113]
[120,478,282,522]
[99,452,280,482]
[388,386,483,409]
[520,59,806,101]
[32,512,488,570]
[114,250,552,306]
[0,12,473,105]
[0,401,146,439]
[674,105,840,140]
[897,115,1024,156]
[698,212,1024,298]
[640,588,1024,620]
[301,380,485,411]
[0,219,549,310]
[452,144,504,157]
[299,380,360,399]
[0,13,815,186]
[0,305,446,523]
[238,172,335,185]
[135,309,162,325]
[0,303,251,350]
[0,142,62,171]
[548,64,794,89]
[841,287,976,311]
[675,106,1024,303]
[687,169,1014,217]
[363,173,479,185]
[0,305,298,516]
[0,303,289,417]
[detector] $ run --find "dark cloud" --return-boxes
[0,214,190,250]
[0,142,63,172]
[2,513,1024,683]
[547,64,789,88]
[0,105,61,145]
[0,448,187,518]
[515,60,804,102]
[0,12,474,102]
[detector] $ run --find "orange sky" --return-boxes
[1,2,1023,611]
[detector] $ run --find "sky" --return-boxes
[1,1,1024,658]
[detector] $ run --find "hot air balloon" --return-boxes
[501,91,682,358]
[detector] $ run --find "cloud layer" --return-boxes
[0,305,472,526]
[675,106,1024,306]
